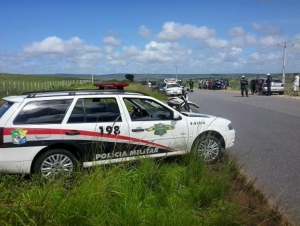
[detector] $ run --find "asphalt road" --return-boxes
[187,88,300,225]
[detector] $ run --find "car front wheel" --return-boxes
[192,135,222,164]
[33,149,77,178]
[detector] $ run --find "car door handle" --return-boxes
[132,128,145,132]
[65,130,81,135]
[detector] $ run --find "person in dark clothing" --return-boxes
[250,79,255,95]
[265,73,272,96]
[254,76,260,94]
[240,76,249,97]
[189,79,194,91]
[258,78,263,95]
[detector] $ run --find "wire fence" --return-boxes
[1,80,90,96]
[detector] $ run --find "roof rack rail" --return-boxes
[22,89,148,98]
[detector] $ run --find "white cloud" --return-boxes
[258,36,285,46]
[205,38,228,48]
[24,36,69,54]
[230,37,245,47]
[157,22,215,41]
[102,36,121,46]
[245,34,258,45]
[23,36,100,57]
[3,21,299,74]
[252,22,282,36]
[138,25,151,39]
[227,27,246,37]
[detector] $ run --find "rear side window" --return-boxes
[0,102,13,118]
[13,99,72,124]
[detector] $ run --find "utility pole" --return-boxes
[278,42,294,85]
[91,58,94,83]
[5,44,7,73]
[174,66,178,80]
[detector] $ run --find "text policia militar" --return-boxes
[95,147,160,160]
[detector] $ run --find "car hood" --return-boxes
[180,112,232,128]
[181,112,212,118]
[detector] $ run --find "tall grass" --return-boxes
[0,156,242,226]
[0,155,291,225]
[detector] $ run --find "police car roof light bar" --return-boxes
[94,82,129,90]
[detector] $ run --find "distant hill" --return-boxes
[1,72,286,81]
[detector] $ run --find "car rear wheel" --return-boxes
[192,135,222,164]
[279,92,284,95]
[33,149,77,178]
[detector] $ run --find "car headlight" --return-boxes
[228,123,233,130]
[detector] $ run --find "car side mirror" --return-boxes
[173,111,181,120]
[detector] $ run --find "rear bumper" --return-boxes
[262,87,284,93]
[0,146,44,174]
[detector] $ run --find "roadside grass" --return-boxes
[0,76,294,225]
[0,155,292,225]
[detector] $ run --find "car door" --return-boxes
[120,96,189,158]
[61,96,129,162]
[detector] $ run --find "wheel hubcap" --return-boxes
[198,139,219,162]
[41,154,74,178]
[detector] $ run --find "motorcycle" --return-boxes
[167,89,200,113]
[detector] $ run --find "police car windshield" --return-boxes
[167,83,180,88]
[0,102,13,118]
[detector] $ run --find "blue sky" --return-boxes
[1,0,300,75]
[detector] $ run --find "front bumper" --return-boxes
[166,90,182,95]
[223,129,235,149]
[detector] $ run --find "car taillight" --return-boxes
[263,84,267,87]
[0,128,3,148]
[281,84,284,87]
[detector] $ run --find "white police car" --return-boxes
[0,82,235,178]
[163,82,183,96]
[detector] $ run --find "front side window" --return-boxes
[14,99,72,124]
[123,98,173,121]
[67,98,121,123]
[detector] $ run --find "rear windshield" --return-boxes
[0,102,13,118]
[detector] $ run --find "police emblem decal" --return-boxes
[145,123,174,136]
[11,129,28,145]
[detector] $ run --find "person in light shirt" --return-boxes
[293,73,299,96]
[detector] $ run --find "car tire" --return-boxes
[33,149,78,178]
[279,92,284,95]
[192,135,222,164]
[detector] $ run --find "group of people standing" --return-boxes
[197,78,229,90]
[241,73,299,97]
[240,73,273,97]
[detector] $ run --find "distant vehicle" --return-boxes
[212,81,222,90]
[157,83,166,92]
[163,83,183,96]
[260,78,284,95]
